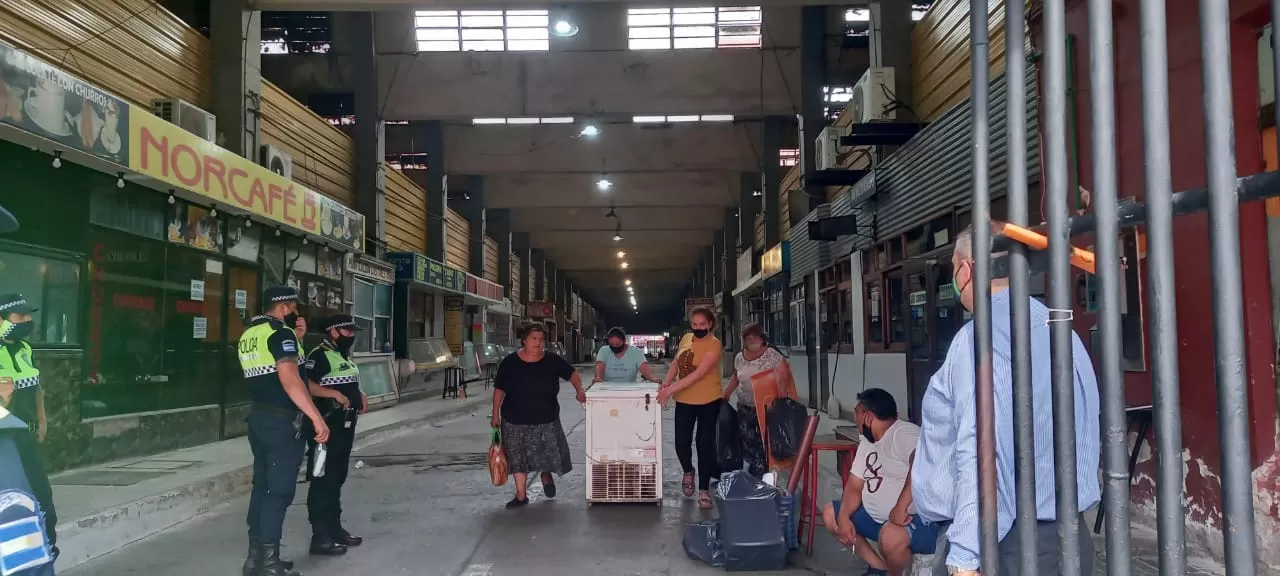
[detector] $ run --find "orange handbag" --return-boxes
[488,428,509,486]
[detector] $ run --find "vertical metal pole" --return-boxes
[1003,0,1039,573]
[1043,0,1081,569]
[1198,0,1258,572]
[1086,0,1133,572]
[1138,0,1188,570]
[968,0,998,573]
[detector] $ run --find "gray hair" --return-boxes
[953,221,1002,261]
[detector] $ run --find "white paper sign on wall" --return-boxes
[193,317,208,339]
[190,279,205,302]
[235,289,248,310]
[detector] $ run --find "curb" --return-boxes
[55,395,487,571]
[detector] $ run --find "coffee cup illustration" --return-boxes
[24,77,73,137]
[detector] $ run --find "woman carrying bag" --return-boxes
[722,323,796,476]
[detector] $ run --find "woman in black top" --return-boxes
[490,322,587,508]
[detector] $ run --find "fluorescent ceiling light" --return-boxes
[472,118,506,125]
[541,116,575,124]
[472,117,575,125]
[632,114,734,123]
[700,114,735,122]
[633,115,667,123]
[506,117,541,125]
[667,115,700,122]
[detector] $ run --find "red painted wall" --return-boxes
[1033,0,1278,550]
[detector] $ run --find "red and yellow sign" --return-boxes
[128,107,365,251]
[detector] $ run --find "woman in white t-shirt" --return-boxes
[722,323,787,476]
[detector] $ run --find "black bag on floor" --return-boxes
[716,402,743,471]
[766,397,807,460]
[682,521,726,567]
[713,471,788,571]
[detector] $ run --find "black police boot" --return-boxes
[261,541,302,576]
[245,539,294,575]
[308,526,348,556]
[331,519,363,547]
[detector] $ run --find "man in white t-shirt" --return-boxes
[822,388,938,576]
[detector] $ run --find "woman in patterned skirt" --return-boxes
[490,322,587,508]
[722,322,789,477]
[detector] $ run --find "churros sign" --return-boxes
[128,107,364,251]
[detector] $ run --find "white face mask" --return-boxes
[745,342,763,352]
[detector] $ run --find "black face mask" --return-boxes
[609,344,626,354]
[283,312,299,330]
[335,335,356,351]
[692,329,709,339]
[861,422,875,443]
[4,321,32,341]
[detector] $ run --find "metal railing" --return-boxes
[968,0,1264,572]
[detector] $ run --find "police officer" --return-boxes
[0,295,57,554]
[239,286,329,576]
[0,360,55,576]
[304,314,366,555]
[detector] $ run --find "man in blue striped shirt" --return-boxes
[911,224,1100,575]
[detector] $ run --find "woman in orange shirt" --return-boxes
[658,307,724,509]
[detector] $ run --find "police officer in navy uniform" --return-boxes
[239,286,329,576]
[304,314,366,556]
[0,367,55,576]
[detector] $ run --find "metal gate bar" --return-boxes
[1138,0,1188,571]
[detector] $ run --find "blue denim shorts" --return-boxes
[832,500,940,554]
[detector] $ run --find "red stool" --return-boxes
[797,434,859,555]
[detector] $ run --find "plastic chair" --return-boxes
[797,433,859,555]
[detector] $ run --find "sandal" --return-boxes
[681,473,695,497]
[541,473,557,499]
[698,491,713,510]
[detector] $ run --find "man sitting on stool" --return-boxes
[822,389,938,576]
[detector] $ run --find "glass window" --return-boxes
[352,278,376,353]
[866,281,883,344]
[226,222,261,263]
[627,6,761,50]
[888,275,905,344]
[0,246,81,345]
[374,283,393,352]
[90,186,165,240]
[415,9,550,52]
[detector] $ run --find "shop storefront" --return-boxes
[387,252,466,397]
[761,241,790,351]
[0,40,365,469]
[345,254,397,408]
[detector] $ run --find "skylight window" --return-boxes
[415,9,551,52]
[824,85,855,120]
[843,6,930,23]
[627,7,762,50]
[632,114,735,123]
[472,117,575,125]
[780,148,799,167]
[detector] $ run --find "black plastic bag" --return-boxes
[682,521,726,567]
[713,471,788,571]
[716,402,743,471]
[766,397,808,460]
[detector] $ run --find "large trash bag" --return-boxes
[488,428,508,486]
[766,397,808,460]
[713,471,788,571]
[682,521,726,567]
[716,402,743,472]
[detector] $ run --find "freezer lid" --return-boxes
[586,382,660,396]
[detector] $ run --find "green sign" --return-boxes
[387,252,467,293]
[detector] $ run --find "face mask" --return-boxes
[692,329,709,339]
[3,321,32,341]
[335,335,356,351]
[609,344,626,354]
[861,420,875,442]
[952,263,970,298]
[745,342,763,352]
[283,312,300,330]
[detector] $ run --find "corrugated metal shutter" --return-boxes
[788,203,831,286]
[444,208,470,269]
[0,0,211,109]
[511,253,523,303]
[870,68,1040,243]
[483,237,500,283]
[528,263,536,301]
[260,81,356,207]
[384,167,426,254]
[910,0,1020,121]
[753,213,766,253]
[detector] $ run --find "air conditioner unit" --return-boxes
[260,145,294,180]
[814,126,841,171]
[151,98,216,143]
[851,67,898,123]
[585,382,663,504]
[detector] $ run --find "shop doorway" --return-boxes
[221,263,260,438]
[904,260,966,423]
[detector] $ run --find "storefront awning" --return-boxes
[0,41,367,252]
[732,273,764,297]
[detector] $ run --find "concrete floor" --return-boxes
[64,371,816,576]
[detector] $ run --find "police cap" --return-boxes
[322,314,363,333]
[263,285,300,305]
[0,294,38,315]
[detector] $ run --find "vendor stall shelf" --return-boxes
[585,382,663,504]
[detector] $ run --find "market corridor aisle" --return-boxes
[66,367,813,576]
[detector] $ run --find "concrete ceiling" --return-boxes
[261,4,819,328]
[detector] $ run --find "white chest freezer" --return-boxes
[584,382,663,504]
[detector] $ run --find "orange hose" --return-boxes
[997,222,1097,274]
